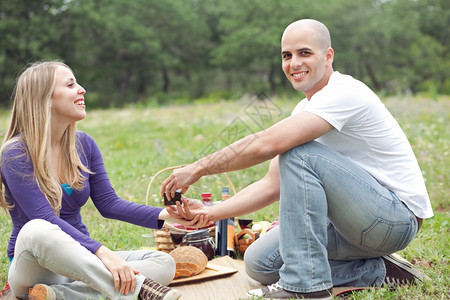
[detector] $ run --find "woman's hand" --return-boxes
[95,245,140,295]
[159,197,213,228]
[170,196,206,220]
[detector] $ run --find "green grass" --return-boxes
[0,95,448,299]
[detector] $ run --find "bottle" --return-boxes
[200,192,216,229]
[221,187,229,201]
[216,188,228,256]
[201,192,212,206]
[222,187,236,258]
[217,219,227,256]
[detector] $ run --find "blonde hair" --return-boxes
[0,61,91,214]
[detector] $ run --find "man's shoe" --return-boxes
[382,253,428,288]
[28,284,56,300]
[138,278,181,300]
[248,282,332,300]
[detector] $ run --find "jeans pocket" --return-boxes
[361,218,414,253]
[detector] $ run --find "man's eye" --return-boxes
[68,83,75,87]
[300,51,311,56]
[282,53,291,59]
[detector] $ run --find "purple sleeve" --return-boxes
[1,145,103,254]
[80,133,164,229]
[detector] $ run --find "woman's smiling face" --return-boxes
[51,66,87,126]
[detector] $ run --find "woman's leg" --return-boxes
[44,250,176,299]
[8,219,147,300]
[115,249,176,286]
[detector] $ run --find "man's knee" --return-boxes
[243,242,259,273]
[244,243,266,283]
[279,141,321,164]
[243,228,281,285]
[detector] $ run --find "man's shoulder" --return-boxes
[326,71,377,99]
[329,71,364,87]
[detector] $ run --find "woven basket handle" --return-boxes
[145,165,236,206]
[235,228,257,241]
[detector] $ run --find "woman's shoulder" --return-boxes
[75,131,101,157]
[1,137,29,172]
[76,131,97,146]
[1,136,27,158]
[76,130,92,140]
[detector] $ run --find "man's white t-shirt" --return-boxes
[291,71,433,219]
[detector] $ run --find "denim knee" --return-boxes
[243,229,282,285]
[243,242,261,280]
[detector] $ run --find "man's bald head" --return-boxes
[282,19,331,53]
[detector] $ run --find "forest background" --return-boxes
[0,0,449,107]
[0,0,449,298]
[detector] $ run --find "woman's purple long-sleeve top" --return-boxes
[2,131,164,258]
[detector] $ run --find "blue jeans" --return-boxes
[244,141,418,293]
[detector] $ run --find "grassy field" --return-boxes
[0,95,448,299]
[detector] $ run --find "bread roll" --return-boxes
[170,246,208,279]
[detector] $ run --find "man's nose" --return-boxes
[291,55,303,68]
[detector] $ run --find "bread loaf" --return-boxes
[170,246,208,279]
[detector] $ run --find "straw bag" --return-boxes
[145,165,236,253]
[234,228,258,256]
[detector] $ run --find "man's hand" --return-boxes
[160,165,202,200]
[171,196,206,220]
[159,196,213,228]
[95,245,140,295]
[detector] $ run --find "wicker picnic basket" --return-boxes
[145,165,236,253]
[234,228,258,256]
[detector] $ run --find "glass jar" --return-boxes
[185,229,216,260]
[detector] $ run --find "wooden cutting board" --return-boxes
[170,262,238,284]
[169,256,263,299]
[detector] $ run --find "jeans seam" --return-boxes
[361,217,415,254]
[267,249,281,269]
[296,150,398,208]
[302,158,315,288]
[279,143,407,289]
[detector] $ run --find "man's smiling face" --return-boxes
[281,21,334,99]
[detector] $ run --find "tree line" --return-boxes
[0,0,448,107]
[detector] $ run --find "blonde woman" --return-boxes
[0,61,201,299]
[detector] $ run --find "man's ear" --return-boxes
[326,47,334,65]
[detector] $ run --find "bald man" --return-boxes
[162,19,432,299]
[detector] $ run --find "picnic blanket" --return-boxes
[0,256,368,299]
[170,255,263,300]
[171,255,370,300]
